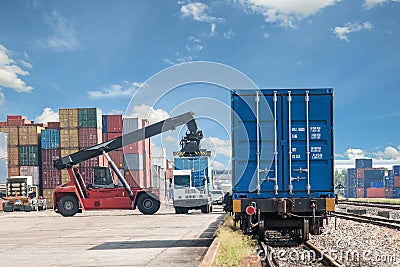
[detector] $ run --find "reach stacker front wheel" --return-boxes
[137,193,160,215]
[58,195,79,217]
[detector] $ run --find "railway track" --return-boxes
[334,211,400,230]
[259,240,344,267]
[338,200,400,210]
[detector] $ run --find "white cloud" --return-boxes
[0,44,33,104]
[238,0,339,28]
[202,137,231,158]
[35,107,59,123]
[223,29,235,39]
[88,81,146,99]
[374,146,400,160]
[263,32,270,39]
[180,2,224,23]
[44,11,79,52]
[128,105,170,124]
[210,23,216,36]
[186,36,205,52]
[333,22,373,42]
[364,0,400,9]
[345,148,366,160]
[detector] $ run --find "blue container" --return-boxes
[174,156,209,189]
[385,176,394,188]
[102,115,108,133]
[388,170,394,177]
[355,159,372,169]
[364,169,384,180]
[231,88,334,198]
[345,187,356,198]
[371,181,384,188]
[348,168,356,179]
[357,179,364,188]
[393,166,400,176]
[41,129,60,149]
[393,188,400,199]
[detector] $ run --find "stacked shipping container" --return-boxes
[102,115,124,181]
[0,133,7,184]
[387,165,400,198]
[123,118,144,187]
[41,129,61,192]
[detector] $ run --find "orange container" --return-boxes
[394,176,400,187]
[356,187,364,198]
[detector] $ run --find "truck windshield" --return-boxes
[174,175,190,189]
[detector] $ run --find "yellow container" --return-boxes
[43,189,54,209]
[8,166,20,177]
[59,108,79,129]
[60,148,79,158]
[60,129,79,148]
[8,146,19,166]
[18,126,43,146]
[61,170,71,184]
[0,127,19,146]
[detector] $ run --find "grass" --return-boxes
[346,198,400,204]
[215,215,258,267]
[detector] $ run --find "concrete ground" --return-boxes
[0,205,224,267]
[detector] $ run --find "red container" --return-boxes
[41,149,61,169]
[7,115,23,120]
[394,176,400,187]
[123,141,143,154]
[78,128,102,148]
[7,119,26,126]
[0,122,6,127]
[366,188,385,198]
[42,169,61,189]
[356,187,364,198]
[106,115,123,133]
[106,150,124,169]
[80,157,101,169]
[108,132,122,140]
[356,169,364,179]
[125,170,144,188]
[47,122,60,129]
[79,167,94,184]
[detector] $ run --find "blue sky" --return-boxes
[0,0,399,169]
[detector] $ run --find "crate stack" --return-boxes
[41,123,61,191]
[59,109,80,186]
[354,159,373,198]
[123,118,144,187]
[345,168,356,198]
[0,116,43,185]
[392,166,400,198]
[77,108,103,184]
[102,115,124,178]
[364,169,385,198]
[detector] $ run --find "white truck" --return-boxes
[172,169,212,214]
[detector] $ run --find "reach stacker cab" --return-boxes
[52,112,203,217]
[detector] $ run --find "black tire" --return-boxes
[201,204,210,214]
[137,193,160,215]
[25,205,32,212]
[58,195,79,217]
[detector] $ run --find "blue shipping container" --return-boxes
[41,129,60,149]
[371,181,384,188]
[393,188,400,199]
[355,159,372,169]
[364,169,384,180]
[393,166,400,176]
[348,168,356,179]
[231,88,334,198]
[174,156,209,189]
[102,115,108,133]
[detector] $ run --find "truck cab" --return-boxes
[172,169,212,214]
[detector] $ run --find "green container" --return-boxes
[18,146,39,166]
[78,108,102,128]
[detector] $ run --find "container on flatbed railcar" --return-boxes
[231,88,334,200]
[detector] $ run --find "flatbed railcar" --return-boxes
[231,88,335,242]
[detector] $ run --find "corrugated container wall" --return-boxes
[18,146,39,166]
[60,129,79,148]
[231,89,333,198]
[364,169,384,180]
[356,159,373,169]
[0,127,19,146]
[20,166,39,185]
[106,115,123,133]
[394,166,400,176]
[41,149,61,189]
[59,108,79,129]
[41,129,60,149]
[78,128,102,148]
[78,108,102,128]
[47,122,60,129]
[174,156,209,189]
[18,126,42,146]
[43,189,54,209]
